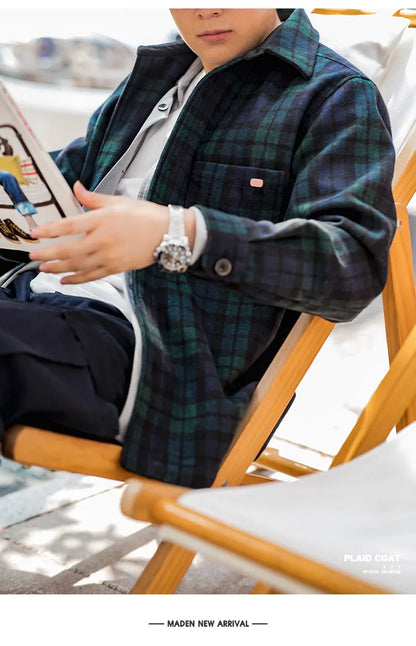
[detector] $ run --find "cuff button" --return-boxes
[214,258,232,277]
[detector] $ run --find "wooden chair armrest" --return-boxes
[1,425,132,481]
[143,496,387,594]
[121,478,188,524]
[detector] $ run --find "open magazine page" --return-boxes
[0,79,82,255]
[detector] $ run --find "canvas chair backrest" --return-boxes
[309,11,416,180]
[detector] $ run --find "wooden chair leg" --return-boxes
[382,205,416,430]
[130,316,334,593]
[130,541,195,594]
[251,582,278,594]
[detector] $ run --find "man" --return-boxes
[0,9,396,487]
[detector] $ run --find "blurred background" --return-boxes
[1,9,177,150]
[0,8,178,273]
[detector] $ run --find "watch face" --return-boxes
[159,242,191,272]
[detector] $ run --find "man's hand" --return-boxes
[29,181,195,284]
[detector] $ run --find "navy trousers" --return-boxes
[0,271,135,443]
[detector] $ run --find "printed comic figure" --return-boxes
[0,135,39,243]
[0,136,14,155]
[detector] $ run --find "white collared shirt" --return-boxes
[30,59,208,437]
[31,59,208,314]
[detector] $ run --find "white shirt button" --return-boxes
[158,103,169,111]
[214,258,232,277]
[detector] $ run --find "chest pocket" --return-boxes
[185,161,286,222]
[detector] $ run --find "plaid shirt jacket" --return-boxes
[54,10,396,487]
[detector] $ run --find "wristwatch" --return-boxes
[153,204,191,273]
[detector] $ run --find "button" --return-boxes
[214,258,232,277]
[158,103,169,111]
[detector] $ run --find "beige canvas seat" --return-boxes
[122,411,416,594]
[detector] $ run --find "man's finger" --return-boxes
[29,214,96,246]
[73,181,115,210]
[38,253,96,273]
[60,266,108,284]
[29,234,94,262]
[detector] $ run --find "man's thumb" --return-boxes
[73,180,108,209]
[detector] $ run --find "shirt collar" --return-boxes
[176,57,204,104]
[242,9,319,79]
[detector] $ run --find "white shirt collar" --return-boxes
[176,57,204,104]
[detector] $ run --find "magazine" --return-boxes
[0,78,82,262]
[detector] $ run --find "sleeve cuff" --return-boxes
[189,206,208,265]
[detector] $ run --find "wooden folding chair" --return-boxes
[312,7,416,28]
[1,148,415,593]
[121,330,416,593]
[394,9,416,27]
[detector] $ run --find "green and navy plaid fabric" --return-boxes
[55,9,396,487]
